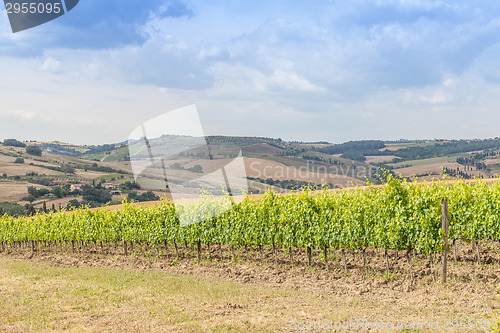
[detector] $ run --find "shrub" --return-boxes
[26,145,42,156]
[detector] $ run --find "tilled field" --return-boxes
[1,241,499,332]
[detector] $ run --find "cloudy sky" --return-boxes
[1,0,500,144]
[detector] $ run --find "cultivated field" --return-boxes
[1,242,499,332]
[0,181,48,203]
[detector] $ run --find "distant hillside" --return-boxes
[2,135,500,217]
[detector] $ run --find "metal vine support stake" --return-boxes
[385,249,390,274]
[475,241,481,264]
[429,254,435,282]
[453,239,457,263]
[441,199,449,284]
[342,248,347,271]
[471,194,481,264]
[407,250,413,282]
[307,247,312,266]
[324,247,329,271]
[273,244,278,265]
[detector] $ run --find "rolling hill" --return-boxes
[1,136,500,216]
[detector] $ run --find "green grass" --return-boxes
[0,257,275,332]
[81,154,105,161]
[1,255,498,332]
[388,156,456,168]
[385,141,436,148]
[102,147,130,162]
[94,173,128,181]
[382,270,398,281]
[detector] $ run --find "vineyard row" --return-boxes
[1,177,500,263]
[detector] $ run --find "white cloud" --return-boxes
[388,0,448,10]
[419,90,451,105]
[2,1,500,144]
[271,70,324,92]
[443,78,455,88]
[1,110,43,120]
[39,57,63,73]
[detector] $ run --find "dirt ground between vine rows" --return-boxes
[1,242,500,332]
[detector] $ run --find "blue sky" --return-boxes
[1,0,500,144]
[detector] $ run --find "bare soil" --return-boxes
[365,155,398,164]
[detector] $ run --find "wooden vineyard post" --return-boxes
[441,199,449,284]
